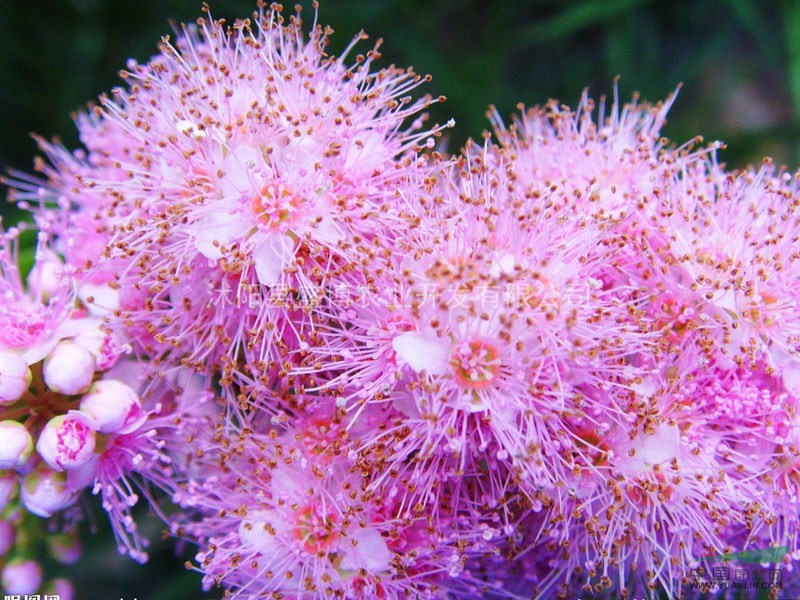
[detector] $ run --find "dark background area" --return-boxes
[0,1,798,597]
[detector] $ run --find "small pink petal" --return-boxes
[311,214,345,245]
[391,332,449,374]
[191,203,246,260]
[339,527,392,572]
[238,510,282,556]
[253,236,294,286]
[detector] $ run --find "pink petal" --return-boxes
[344,131,388,173]
[339,527,392,572]
[220,145,262,198]
[191,203,246,260]
[253,236,294,286]
[391,332,449,374]
[620,423,680,476]
[238,510,282,555]
[311,214,345,245]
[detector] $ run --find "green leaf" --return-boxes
[516,0,656,47]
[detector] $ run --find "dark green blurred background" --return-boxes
[0,1,798,598]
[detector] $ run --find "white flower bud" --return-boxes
[1,558,43,595]
[43,341,96,395]
[20,465,75,517]
[0,421,34,470]
[79,379,142,434]
[72,323,124,372]
[0,350,32,405]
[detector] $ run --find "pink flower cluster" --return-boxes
[3,3,800,598]
[0,226,185,596]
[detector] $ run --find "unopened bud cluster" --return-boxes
[0,229,160,591]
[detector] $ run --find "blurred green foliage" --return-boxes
[0,1,798,598]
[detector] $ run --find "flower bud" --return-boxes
[43,340,96,395]
[0,421,34,470]
[45,578,75,600]
[47,532,82,565]
[0,520,15,556]
[1,558,43,595]
[36,411,97,472]
[21,465,75,517]
[0,350,31,405]
[72,323,124,372]
[79,379,142,434]
[0,471,17,510]
[27,248,64,300]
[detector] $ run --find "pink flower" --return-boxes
[170,413,474,598]
[0,228,76,364]
[8,0,800,594]
[0,420,34,470]
[36,411,97,471]
[300,140,649,506]
[23,3,450,397]
[83,399,179,564]
[0,305,47,350]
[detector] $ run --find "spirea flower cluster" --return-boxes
[2,2,800,598]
